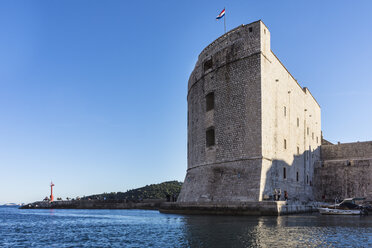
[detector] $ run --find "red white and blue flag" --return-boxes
[216,8,225,20]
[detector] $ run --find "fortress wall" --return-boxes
[187,46,262,170]
[260,156,317,202]
[188,21,262,92]
[213,55,262,162]
[313,141,372,201]
[178,160,262,202]
[313,158,372,201]
[259,22,321,202]
[181,21,265,203]
[261,51,321,164]
[187,21,264,170]
[321,141,372,160]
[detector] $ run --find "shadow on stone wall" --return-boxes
[261,147,321,203]
[313,158,372,201]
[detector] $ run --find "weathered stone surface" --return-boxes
[314,141,372,201]
[321,141,372,160]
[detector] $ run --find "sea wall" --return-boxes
[314,142,372,201]
[160,201,315,216]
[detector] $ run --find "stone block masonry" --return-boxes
[314,141,372,201]
[321,141,372,160]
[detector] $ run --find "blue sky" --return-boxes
[0,0,371,204]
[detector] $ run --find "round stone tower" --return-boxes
[178,21,270,203]
[178,20,321,204]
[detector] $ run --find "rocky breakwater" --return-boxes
[20,199,166,210]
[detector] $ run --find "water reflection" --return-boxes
[1,207,371,248]
[181,215,260,247]
[48,209,55,216]
[180,214,372,247]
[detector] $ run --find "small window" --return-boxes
[249,27,253,32]
[284,139,287,149]
[206,92,214,111]
[316,136,319,144]
[296,171,299,182]
[283,167,286,179]
[264,29,266,34]
[284,106,286,117]
[312,132,314,140]
[297,118,299,127]
[307,127,309,135]
[203,59,213,72]
[297,146,299,155]
[206,127,215,147]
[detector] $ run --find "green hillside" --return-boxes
[83,181,183,201]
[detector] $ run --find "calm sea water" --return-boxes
[0,206,371,247]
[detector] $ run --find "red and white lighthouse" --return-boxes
[50,181,55,202]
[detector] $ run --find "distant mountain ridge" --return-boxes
[83,181,183,201]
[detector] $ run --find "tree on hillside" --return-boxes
[82,181,183,201]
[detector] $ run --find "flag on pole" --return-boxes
[216,8,225,20]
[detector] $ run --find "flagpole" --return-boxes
[224,7,226,34]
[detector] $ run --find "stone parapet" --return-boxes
[321,141,372,160]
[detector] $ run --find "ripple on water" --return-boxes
[0,207,371,247]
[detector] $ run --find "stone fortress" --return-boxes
[177,20,372,208]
